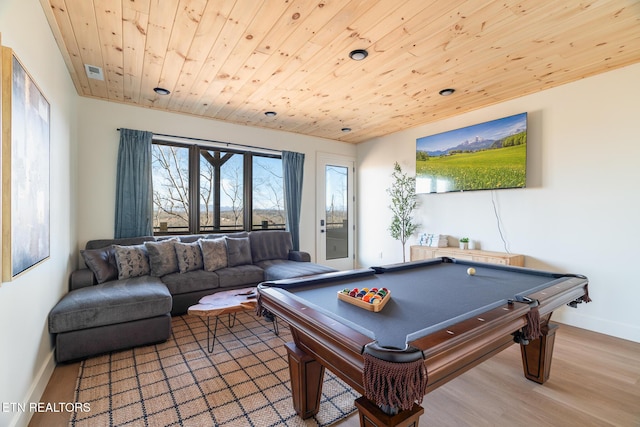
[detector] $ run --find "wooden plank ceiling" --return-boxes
[40,0,640,143]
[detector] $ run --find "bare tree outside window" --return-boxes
[220,156,244,230]
[198,150,243,232]
[199,155,214,229]
[152,144,189,233]
[253,156,285,229]
[151,141,284,234]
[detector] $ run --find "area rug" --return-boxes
[69,312,358,426]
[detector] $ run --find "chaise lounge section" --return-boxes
[49,230,335,362]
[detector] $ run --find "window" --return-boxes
[152,144,190,233]
[151,141,284,235]
[252,156,285,230]
[199,149,244,232]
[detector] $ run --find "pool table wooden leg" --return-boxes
[520,320,559,384]
[355,397,424,427]
[285,341,325,419]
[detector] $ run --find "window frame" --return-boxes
[151,140,284,235]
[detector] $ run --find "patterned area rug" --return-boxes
[70,312,358,426]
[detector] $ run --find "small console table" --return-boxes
[410,245,524,266]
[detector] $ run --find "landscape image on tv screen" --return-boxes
[416,112,527,194]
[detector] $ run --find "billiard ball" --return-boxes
[467,267,476,276]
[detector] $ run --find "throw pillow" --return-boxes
[199,238,228,271]
[174,241,204,273]
[226,236,252,267]
[144,238,179,277]
[113,244,150,279]
[81,247,118,284]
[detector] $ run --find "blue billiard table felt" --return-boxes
[271,263,564,350]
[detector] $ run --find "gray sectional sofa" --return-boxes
[48,230,335,363]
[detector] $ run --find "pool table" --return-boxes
[257,258,590,427]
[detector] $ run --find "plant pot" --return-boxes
[459,242,468,250]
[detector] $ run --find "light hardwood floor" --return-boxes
[30,323,640,427]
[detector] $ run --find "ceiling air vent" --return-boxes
[84,64,104,81]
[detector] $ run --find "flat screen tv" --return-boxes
[415,112,527,194]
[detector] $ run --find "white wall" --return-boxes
[0,0,77,426]
[357,62,640,343]
[76,98,356,261]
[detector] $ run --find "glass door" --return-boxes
[316,153,355,270]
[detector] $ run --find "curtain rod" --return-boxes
[116,128,282,154]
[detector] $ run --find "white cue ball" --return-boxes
[467,267,476,276]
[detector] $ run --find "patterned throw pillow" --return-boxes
[199,238,228,271]
[113,244,150,279]
[144,238,179,277]
[174,241,204,273]
[81,247,118,283]
[226,236,252,267]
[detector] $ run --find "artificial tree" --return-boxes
[387,162,419,262]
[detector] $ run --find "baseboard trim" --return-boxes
[9,349,56,427]
[553,308,640,343]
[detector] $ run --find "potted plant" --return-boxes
[387,162,419,262]
[459,237,469,250]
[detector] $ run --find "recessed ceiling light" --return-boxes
[341,127,352,132]
[439,88,455,96]
[349,49,368,61]
[264,111,277,117]
[154,87,170,95]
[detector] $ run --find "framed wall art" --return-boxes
[1,46,50,282]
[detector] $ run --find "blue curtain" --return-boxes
[282,151,305,250]
[114,129,153,238]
